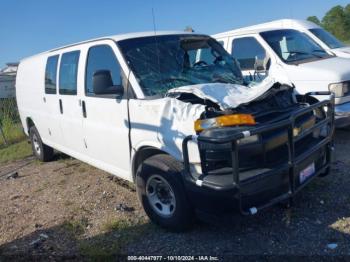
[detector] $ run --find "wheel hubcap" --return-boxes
[146,175,176,217]
[32,134,41,155]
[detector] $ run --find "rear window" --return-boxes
[59,51,80,95]
[45,55,59,94]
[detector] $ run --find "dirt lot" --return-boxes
[1,130,350,261]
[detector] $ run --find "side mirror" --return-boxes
[254,57,271,72]
[92,70,124,97]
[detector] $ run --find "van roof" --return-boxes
[213,19,321,38]
[20,31,197,62]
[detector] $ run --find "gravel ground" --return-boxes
[0,130,350,261]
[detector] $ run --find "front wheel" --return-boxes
[136,154,194,232]
[29,126,54,162]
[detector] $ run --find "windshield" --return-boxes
[309,28,345,49]
[118,34,244,97]
[260,29,331,64]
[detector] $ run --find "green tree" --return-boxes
[322,5,347,41]
[307,16,321,26]
[343,4,350,40]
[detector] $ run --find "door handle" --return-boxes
[59,99,63,114]
[82,100,87,118]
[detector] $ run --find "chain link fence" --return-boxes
[0,98,25,148]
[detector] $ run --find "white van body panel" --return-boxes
[331,46,350,58]
[285,57,350,82]
[129,98,204,164]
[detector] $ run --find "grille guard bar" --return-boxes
[182,92,335,215]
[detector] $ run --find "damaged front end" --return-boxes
[180,83,335,215]
[119,33,334,216]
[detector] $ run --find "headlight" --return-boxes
[194,114,256,132]
[328,81,350,97]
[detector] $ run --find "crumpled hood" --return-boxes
[166,76,283,110]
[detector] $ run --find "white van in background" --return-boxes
[214,23,350,127]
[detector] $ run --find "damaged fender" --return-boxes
[129,98,205,164]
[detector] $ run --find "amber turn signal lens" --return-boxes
[194,114,256,132]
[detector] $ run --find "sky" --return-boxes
[1,0,349,68]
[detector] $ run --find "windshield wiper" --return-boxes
[283,51,323,58]
[312,49,327,53]
[312,49,331,57]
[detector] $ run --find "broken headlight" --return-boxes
[194,114,256,132]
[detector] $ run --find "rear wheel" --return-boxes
[29,126,54,162]
[136,154,194,231]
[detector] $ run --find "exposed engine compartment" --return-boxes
[170,82,307,126]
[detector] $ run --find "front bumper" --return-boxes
[182,94,335,215]
[335,101,350,127]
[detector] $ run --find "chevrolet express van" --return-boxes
[16,32,334,231]
[214,24,350,127]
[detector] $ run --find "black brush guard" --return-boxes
[182,92,335,215]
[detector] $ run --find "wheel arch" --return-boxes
[26,117,35,135]
[131,146,170,182]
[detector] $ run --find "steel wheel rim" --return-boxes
[32,134,41,155]
[146,175,176,218]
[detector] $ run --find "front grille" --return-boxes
[199,110,325,176]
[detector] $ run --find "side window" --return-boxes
[59,51,80,95]
[231,37,266,70]
[45,55,59,94]
[196,48,216,64]
[217,40,224,46]
[85,45,122,95]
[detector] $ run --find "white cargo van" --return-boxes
[16,32,334,231]
[214,23,350,127]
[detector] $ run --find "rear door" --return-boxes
[58,50,85,155]
[81,42,131,180]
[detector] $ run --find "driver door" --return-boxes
[81,42,131,180]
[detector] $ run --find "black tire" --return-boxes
[136,154,194,232]
[29,126,54,162]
